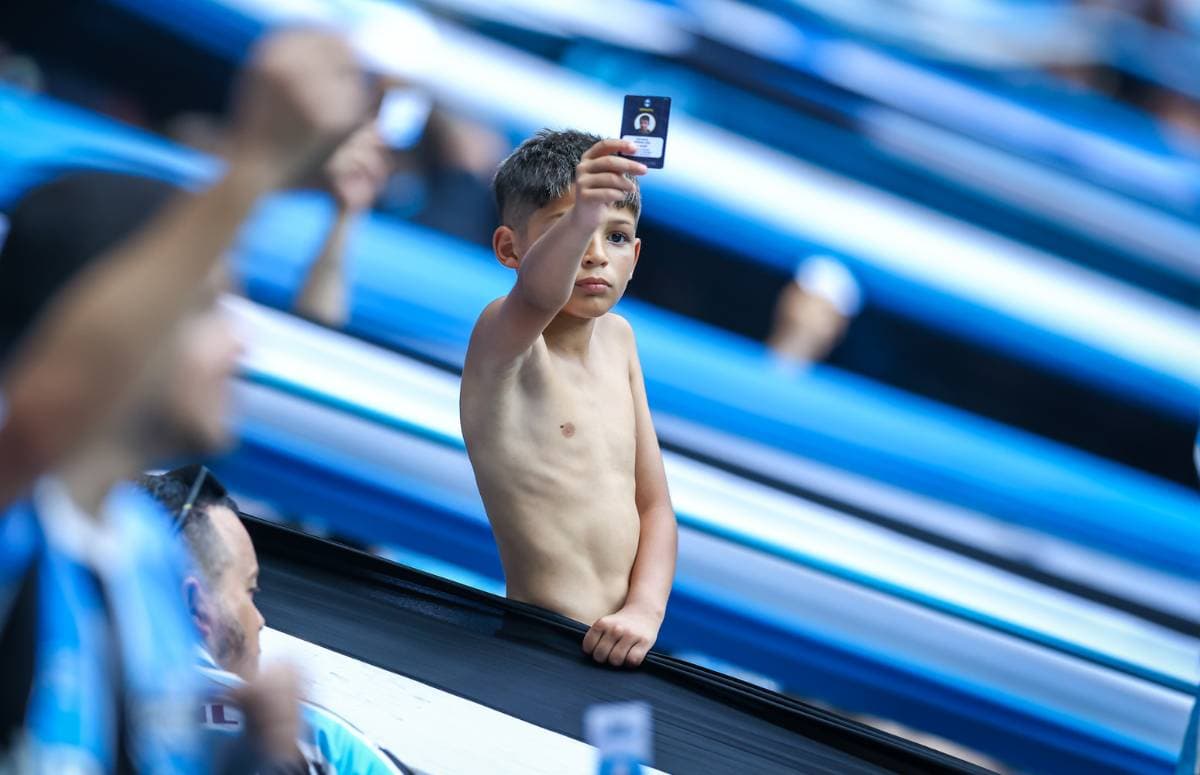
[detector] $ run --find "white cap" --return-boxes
[794,255,862,317]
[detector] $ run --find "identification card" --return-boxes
[620,95,671,169]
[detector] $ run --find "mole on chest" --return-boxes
[559,422,576,438]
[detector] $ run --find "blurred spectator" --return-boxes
[767,255,862,367]
[286,96,502,326]
[139,465,415,775]
[0,28,368,773]
[378,106,503,247]
[0,27,368,508]
[140,469,264,681]
[0,169,313,774]
[296,122,392,328]
[0,170,222,774]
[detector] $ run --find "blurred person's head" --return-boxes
[491,129,641,321]
[120,264,241,456]
[0,170,242,458]
[767,256,862,365]
[0,171,175,362]
[138,466,264,679]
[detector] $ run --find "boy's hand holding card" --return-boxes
[619,95,671,169]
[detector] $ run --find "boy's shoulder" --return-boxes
[598,312,637,355]
[463,295,542,378]
[472,295,508,326]
[464,296,513,357]
[599,311,634,340]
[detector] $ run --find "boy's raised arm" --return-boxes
[472,140,645,366]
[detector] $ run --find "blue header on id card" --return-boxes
[620,96,670,169]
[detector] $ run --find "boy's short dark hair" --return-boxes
[0,169,178,362]
[492,129,640,230]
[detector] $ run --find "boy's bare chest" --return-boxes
[512,353,637,469]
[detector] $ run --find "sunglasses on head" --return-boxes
[172,465,210,533]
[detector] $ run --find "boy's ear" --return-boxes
[631,236,642,276]
[493,225,521,270]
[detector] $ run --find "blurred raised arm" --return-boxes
[0,28,368,507]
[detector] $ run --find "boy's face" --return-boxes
[511,188,641,319]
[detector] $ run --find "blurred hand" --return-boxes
[582,604,661,668]
[231,662,303,764]
[326,123,391,212]
[226,29,369,189]
[435,114,507,178]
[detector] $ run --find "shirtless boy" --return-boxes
[460,130,677,668]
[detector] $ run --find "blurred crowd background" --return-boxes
[7,0,1199,483]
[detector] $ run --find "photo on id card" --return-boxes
[620,95,670,169]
